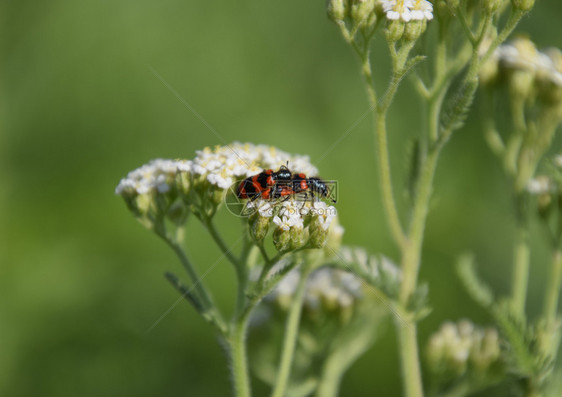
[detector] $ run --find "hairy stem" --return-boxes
[397,322,424,397]
[352,35,406,248]
[203,217,242,269]
[159,231,214,310]
[376,111,407,248]
[230,319,251,397]
[401,150,439,304]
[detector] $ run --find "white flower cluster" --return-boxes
[186,142,318,190]
[263,200,339,250]
[495,38,562,86]
[273,201,305,231]
[427,320,502,375]
[116,142,320,197]
[115,159,190,195]
[379,0,433,22]
[247,199,275,218]
[270,266,363,310]
[307,201,338,231]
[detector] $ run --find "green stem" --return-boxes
[203,217,242,269]
[395,151,439,397]
[400,149,439,305]
[355,39,405,247]
[511,223,530,318]
[543,250,562,326]
[316,362,343,397]
[271,263,312,397]
[397,322,424,397]
[159,232,214,310]
[376,111,406,248]
[234,263,248,320]
[230,319,251,397]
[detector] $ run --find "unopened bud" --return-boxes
[351,0,376,28]
[250,213,271,242]
[327,0,347,22]
[289,226,307,250]
[308,221,329,248]
[403,21,426,42]
[511,0,535,11]
[483,0,502,13]
[385,20,405,42]
[273,227,291,251]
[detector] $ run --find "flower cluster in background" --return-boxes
[483,37,562,93]
[249,263,390,395]
[426,320,504,386]
[269,266,362,314]
[480,37,562,192]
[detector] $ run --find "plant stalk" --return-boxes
[543,250,562,326]
[230,319,251,397]
[271,263,311,397]
[396,321,424,397]
[512,224,530,318]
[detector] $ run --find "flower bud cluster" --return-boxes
[249,199,339,251]
[511,0,534,12]
[327,0,433,40]
[250,261,385,389]
[427,320,503,381]
[483,38,562,106]
[115,159,191,228]
[328,0,378,29]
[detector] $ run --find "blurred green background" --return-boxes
[2,1,562,396]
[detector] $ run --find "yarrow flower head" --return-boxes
[116,143,340,254]
[116,142,323,223]
[115,159,191,228]
[190,142,318,190]
[379,0,433,22]
[115,159,189,196]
